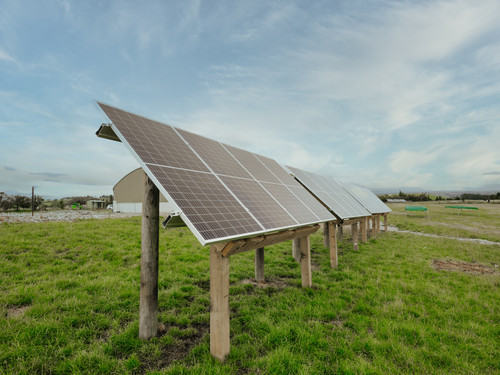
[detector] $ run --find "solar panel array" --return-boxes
[286,166,371,220]
[97,102,335,245]
[339,181,392,214]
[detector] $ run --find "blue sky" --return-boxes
[1,0,499,198]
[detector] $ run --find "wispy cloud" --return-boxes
[0,48,17,64]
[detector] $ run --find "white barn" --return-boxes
[113,168,174,215]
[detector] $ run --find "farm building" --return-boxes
[113,168,174,214]
[86,199,106,210]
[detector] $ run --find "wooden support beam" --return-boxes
[139,175,159,340]
[299,235,312,287]
[351,222,359,251]
[376,215,381,235]
[216,224,320,257]
[210,245,230,361]
[323,222,330,248]
[371,217,377,237]
[384,213,388,232]
[342,218,361,225]
[292,238,301,263]
[338,225,343,242]
[255,247,265,283]
[360,217,367,243]
[328,222,338,268]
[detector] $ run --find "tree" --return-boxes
[33,195,44,211]
[1,196,14,212]
[13,195,30,211]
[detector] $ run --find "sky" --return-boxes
[1,0,500,199]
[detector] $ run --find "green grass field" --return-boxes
[388,202,500,242]
[1,207,499,374]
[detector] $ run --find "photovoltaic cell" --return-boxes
[254,154,298,186]
[219,176,297,230]
[339,182,391,214]
[286,185,334,222]
[147,165,263,240]
[288,166,371,220]
[223,144,281,183]
[99,103,209,173]
[177,129,252,179]
[97,102,336,245]
[261,182,319,224]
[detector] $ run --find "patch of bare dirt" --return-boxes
[433,260,497,274]
[140,322,209,373]
[6,305,29,318]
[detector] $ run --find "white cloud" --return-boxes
[389,149,441,174]
[0,48,16,64]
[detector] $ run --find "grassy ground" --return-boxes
[0,214,499,374]
[388,202,500,243]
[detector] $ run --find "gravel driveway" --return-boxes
[0,210,139,224]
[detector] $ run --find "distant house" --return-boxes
[113,168,174,214]
[86,199,106,210]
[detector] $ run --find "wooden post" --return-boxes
[255,247,265,283]
[292,238,301,263]
[351,222,359,250]
[210,246,230,361]
[338,225,344,242]
[139,175,160,340]
[376,216,381,235]
[299,235,312,287]
[384,214,388,232]
[360,217,367,243]
[323,222,330,248]
[371,217,377,237]
[328,222,338,268]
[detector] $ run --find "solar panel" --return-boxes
[338,181,392,214]
[97,102,336,245]
[221,144,333,222]
[99,104,210,172]
[222,144,281,183]
[287,166,371,220]
[255,154,298,186]
[177,129,252,179]
[148,165,262,240]
[219,176,297,230]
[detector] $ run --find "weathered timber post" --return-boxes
[384,214,388,232]
[338,225,344,241]
[299,235,312,287]
[323,222,330,248]
[139,175,160,340]
[360,217,367,243]
[292,238,301,263]
[371,217,377,237]
[376,215,381,235]
[328,222,338,268]
[255,247,265,283]
[210,246,230,361]
[351,222,359,250]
